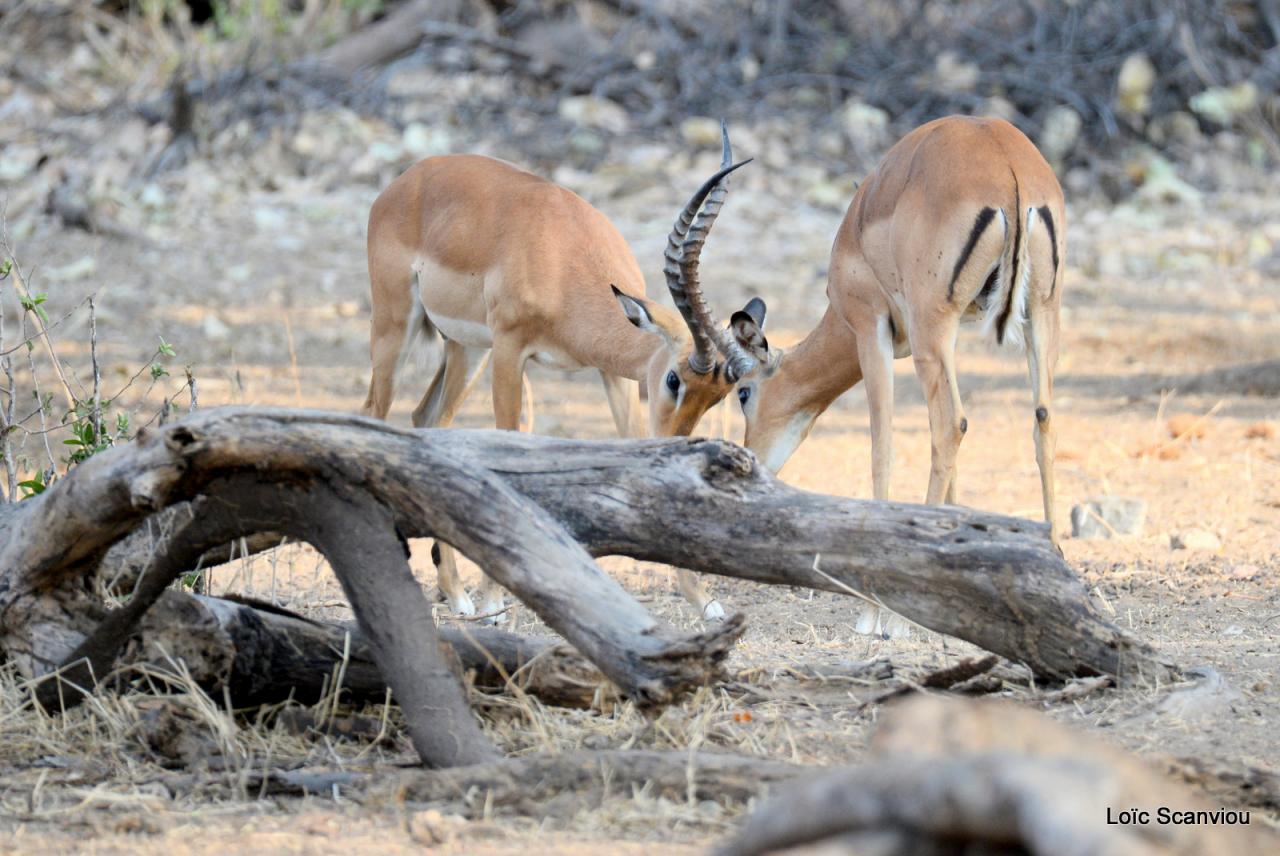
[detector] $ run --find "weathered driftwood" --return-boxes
[0,410,743,768]
[422,427,1176,683]
[391,750,805,814]
[4,408,1172,703]
[122,589,609,709]
[720,696,1273,856]
[128,411,1173,683]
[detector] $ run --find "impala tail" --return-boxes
[983,201,1038,350]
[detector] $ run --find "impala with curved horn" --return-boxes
[725,116,1065,635]
[362,124,757,620]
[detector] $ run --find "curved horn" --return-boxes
[663,121,752,375]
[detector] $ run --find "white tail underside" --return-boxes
[981,205,1036,351]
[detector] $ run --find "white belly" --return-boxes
[413,256,492,348]
[432,314,493,348]
[530,347,585,371]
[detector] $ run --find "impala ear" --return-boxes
[613,284,683,347]
[730,298,769,361]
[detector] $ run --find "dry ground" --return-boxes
[2,153,1278,853]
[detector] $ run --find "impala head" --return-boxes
[613,121,764,436]
[727,307,823,474]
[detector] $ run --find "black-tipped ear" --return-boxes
[612,284,658,333]
[742,296,767,329]
[730,306,769,361]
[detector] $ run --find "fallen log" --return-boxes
[391,749,805,813]
[117,410,1176,682]
[720,696,1274,856]
[2,407,1175,769]
[0,409,742,767]
[122,589,609,709]
[422,427,1178,683]
[42,408,1171,691]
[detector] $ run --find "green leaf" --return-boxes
[157,337,176,357]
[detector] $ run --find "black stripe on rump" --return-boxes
[1037,204,1059,297]
[995,180,1022,345]
[947,206,997,301]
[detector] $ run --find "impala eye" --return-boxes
[665,370,680,395]
[738,387,752,408]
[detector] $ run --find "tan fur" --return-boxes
[737,116,1066,545]
[362,154,738,616]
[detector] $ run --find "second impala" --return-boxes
[727,115,1066,633]
[362,128,760,620]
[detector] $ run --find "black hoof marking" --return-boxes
[1035,406,1048,424]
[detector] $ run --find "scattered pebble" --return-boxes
[1170,529,1222,552]
[1070,497,1147,539]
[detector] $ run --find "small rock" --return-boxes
[1133,154,1201,206]
[252,206,288,231]
[1228,564,1261,581]
[805,178,849,209]
[138,183,167,210]
[1147,111,1203,148]
[680,116,723,148]
[1070,497,1146,539]
[840,100,890,152]
[1116,53,1157,119]
[402,122,452,159]
[1170,529,1222,552]
[201,314,231,341]
[558,95,628,135]
[934,51,980,93]
[1190,82,1258,126]
[1038,105,1082,165]
[983,96,1018,122]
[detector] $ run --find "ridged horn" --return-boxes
[663,120,752,375]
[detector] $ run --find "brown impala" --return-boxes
[362,125,761,621]
[726,116,1066,635]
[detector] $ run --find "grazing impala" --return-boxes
[362,127,759,620]
[727,116,1065,633]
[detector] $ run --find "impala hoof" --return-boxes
[446,590,477,617]
[478,598,508,625]
[700,600,727,622]
[854,604,881,636]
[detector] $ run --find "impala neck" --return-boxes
[607,320,669,381]
[777,304,864,414]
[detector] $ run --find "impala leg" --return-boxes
[431,541,475,617]
[912,318,965,506]
[411,341,488,617]
[1025,306,1060,546]
[520,374,536,433]
[464,338,532,623]
[412,341,490,428]
[858,315,897,501]
[599,371,644,439]
[490,339,530,432]
[361,272,419,420]
[849,315,906,636]
[600,370,723,620]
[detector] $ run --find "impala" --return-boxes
[362,126,760,621]
[728,116,1065,634]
